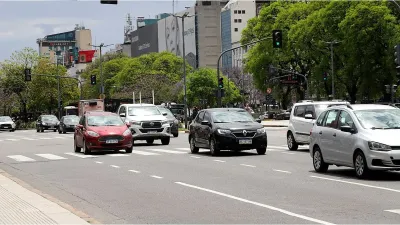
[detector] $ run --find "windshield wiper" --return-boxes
[234,121,251,123]
[384,127,400,129]
[371,127,386,130]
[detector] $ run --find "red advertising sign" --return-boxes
[78,50,96,63]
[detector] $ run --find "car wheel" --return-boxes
[287,132,298,151]
[190,136,199,153]
[83,140,91,155]
[74,138,81,153]
[354,151,369,179]
[53,129,56,132]
[146,139,154,144]
[161,137,170,145]
[173,132,179,137]
[36,127,39,133]
[313,146,329,173]
[40,128,44,132]
[126,146,133,153]
[58,128,62,134]
[210,138,219,156]
[256,147,266,155]
[62,127,66,134]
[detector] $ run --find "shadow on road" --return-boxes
[195,150,261,158]
[310,168,400,181]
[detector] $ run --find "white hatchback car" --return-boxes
[310,104,400,178]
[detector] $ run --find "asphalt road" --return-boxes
[1,128,400,224]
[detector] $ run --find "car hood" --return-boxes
[128,115,167,122]
[363,129,400,146]
[87,125,128,135]
[0,122,13,125]
[64,122,78,126]
[215,122,263,130]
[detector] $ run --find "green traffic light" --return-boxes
[276,42,280,46]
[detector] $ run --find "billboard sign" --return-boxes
[157,7,197,68]
[131,23,159,57]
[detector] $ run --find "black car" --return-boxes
[158,107,179,137]
[58,115,80,134]
[36,115,60,132]
[188,108,267,156]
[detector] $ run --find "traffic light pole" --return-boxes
[216,37,271,107]
[268,67,310,99]
[91,43,113,96]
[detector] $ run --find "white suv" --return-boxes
[287,100,349,150]
[117,104,172,145]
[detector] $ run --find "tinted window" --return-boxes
[211,110,254,123]
[87,115,124,126]
[196,111,204,123]
[42,115,59,122]
[294,106,306,117]
[323,110,339,128]
[338,110,355,128]
[316,111,328,126]
[203,112,211,122]
[64,116,79,124]
[305,105,315,118]
[119,106,126,114]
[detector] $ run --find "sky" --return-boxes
[0,0,195,61]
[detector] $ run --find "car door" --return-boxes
[200,111,213,147]
[194,111,205,146]
[303,105,317,143]
[75,115,85,147]
[318,110,340,163]
[292,105,307,143]
[335,110,358,166]
[118,106,127,122]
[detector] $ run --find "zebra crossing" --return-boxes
[0,133,72,142]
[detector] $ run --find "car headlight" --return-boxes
[257,128,266,134]
[42,123,47,125]
[87,131,99,137]
[174,119,179,124]
[217,129,231,134]
[130,121,141,126]
[368,141,391,151]
[123,129,132,136]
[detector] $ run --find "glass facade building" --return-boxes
[221,9,232,69]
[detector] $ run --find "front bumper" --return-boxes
[367,150,400,170]
[61,125,76,131]
[214,132,268,151]
[130,125,171,140]
[85,135,133,150]
[0,123,15,130]
[40,124,58,130]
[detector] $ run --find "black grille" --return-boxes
[0,124,11,129]
[232,131,256,138]
[142,122,162,128]
[392,160,400,166]
[140,128,164,133]
[98,135,124,142]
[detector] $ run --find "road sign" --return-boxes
[267,88,272,94]
[99,94,106,99]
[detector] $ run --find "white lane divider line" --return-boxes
[385,209,400,215]
[64,153,98,158]
[110,165,120,168]
[273,169,291,174]
[151,175,163,179]
[5,139,18,141]
[54,137,65,139]
[240,164,256,168]
[175,182,335,225]
[108,154,129,157]
[95,161,103,164]
[281,152,295,155]
[7,155,35,162]
[268,146,289,150]
[190,156,201,159]
[311,175,400,193]
[22,138,36,141]
[146,149,186,154]
[131,150,160,156]
[35,154,67,160]
[213,160,226,163]
[39,137,52,140]
[175,148,190,151]
[129,170,140,173]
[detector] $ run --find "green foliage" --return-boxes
[16,121,36,130]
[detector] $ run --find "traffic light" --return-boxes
[272,30,282,48]
[90,75,97,85]
[218,77,224,89]
[24,68,31,81]
[323,72,328,81]
[395,44,400,66]
[101,0,117,4]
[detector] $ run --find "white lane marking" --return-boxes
[64,153,98,158]
[385,209,400,215]
[214,160,226,163]
[175,148,190,151]
[146,148,186,154]
[175,182,335,225]
[281,152,295,155]
[129,170,140,173]
[35,154,67,160]
[39,137,52,140]
[267,149,284,152]
[7,155,35,162]
[22,138,36,141]
[151,175,163,179]
[240,164,256,168]
[131,150,160,156]
[268,146,289,150]
[273,169,292,174]
[0,140,3,142]
[54,137,65,139]
[311,176,400,193]
[108,154,129,157]
[95,161,103,164]
[110,165,120,168]
[190,156,201,159]
[5,139,18,141]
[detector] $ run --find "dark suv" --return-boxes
[188,108,267,156]
[36,115,60,132]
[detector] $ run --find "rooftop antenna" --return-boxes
[124,13,133,43]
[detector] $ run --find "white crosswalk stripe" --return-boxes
[146,149,186,154]
[64,153,98,158]
[7,155,35,162]
[35,154,67,160]
[175,148,190,151]
[131,150,160,156]
[108,153,130,157]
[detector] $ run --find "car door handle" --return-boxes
[319,131,322,135]
[333,133,336,137]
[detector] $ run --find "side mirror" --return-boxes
[256,118,262,123]
[305,114,314,119]
[340,125,355,133]
[119,113,126,118]
[162,112,168,116]
[201,120,211,126]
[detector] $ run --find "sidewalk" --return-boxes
[0,170,91,224]
[262,120,289,127]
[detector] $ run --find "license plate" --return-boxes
[50,126,54,128]
[147,130,157,133]
[106,139,118,144]
[239,139,252,144]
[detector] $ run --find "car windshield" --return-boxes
[158,108,174,117]
[128,106,161,116]
[64,117,79,124]
[0,117,12,122]
[42,116,58,122]
[354,109,400,129]
[87,115,124,126]
[212,110,255,123]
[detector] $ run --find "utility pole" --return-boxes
[55,56,61,119]
[325,40,340,99]
[91,43,113,96]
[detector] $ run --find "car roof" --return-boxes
[293,101,349,106]
[85,111,116,116]
[201,108,247,112]
[121,103,155,107]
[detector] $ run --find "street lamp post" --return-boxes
[325,40,341,99]
[91,43,113,96]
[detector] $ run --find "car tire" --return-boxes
[36,127,39,133]
[126,146,133,153]
[354,151,369,179]
[161,137,170,145]
[83,140,91,155]
[190,136,199,153]
[74,138,81,153]
[256,147,267,155]
[313,146,329,173]
[53,129,56,132]
[210,138,219,156]
[40,128,44,132]
[173,132,179,137]
[287,132,298,151]
[58,128,62,134]
[146,139,154,144]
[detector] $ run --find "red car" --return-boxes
[74,111,133,155]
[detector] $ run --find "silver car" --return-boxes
[310,104,400,178]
